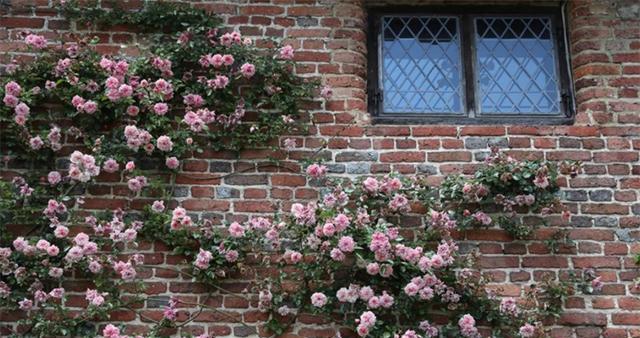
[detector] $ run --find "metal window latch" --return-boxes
[373,89,383,114]
[561,91,572,117]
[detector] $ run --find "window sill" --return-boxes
[370,115,575,125]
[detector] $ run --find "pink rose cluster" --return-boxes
[152,78,174,101]
[362,176,403,195]
[3,81,32,126]
[99,57,129,77]
[64,232,99,264]
[170,207,192,230]
[428,210,458,234]
[458,314,480,338]
[151,56,173,77]
[342,285,395,311]
[403,274,458,304]
[71,95,98,114]
[124,125,153,152]
[291,202,317,226]
[219,31,244,47]
[68,151,100,182]
[461,182,489,202]
[472,211,492,226]
[183,108,216,132]
[356,311,376,336]
[113,259,138,280]
[127,176,148,192]
[86,288,108,307]
[283,249,303,264]
[183,93,204,108]
[47,126,63,151]
[24,34,47,49]
[418,321,439,337]
[199,53,235,68]
[258,289,273,312]
[163,296,179,321]
[12,176,34,197]
[194,248,213,270]
[203,74,229,90]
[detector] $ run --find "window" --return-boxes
[367,6,574,124]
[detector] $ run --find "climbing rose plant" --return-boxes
[0,2,317,337]
[264,150,598,338]
[0,2,600,338]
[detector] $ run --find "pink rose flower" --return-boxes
[29,136,44,150]
[125,161,135,171]
[338,236,355,253]
[153,102,169,115]
[279,45,294,59]
[47,171,61,185]
[366,262,380,275]
[54,226,69,238]
[126,105,140,116]
[49,287,64,299]
[18,298,33,310]
[310,292,327,307]
[82,100,98,114]
[102,158,119,173]
[359,311,376,328]
[519,324,536,338]
[152,200,165,213]
[228,222,245,238]
[156,135,173,152]
[49,267,63,278]
[240,63,256,78]
[222,54,234,66]
[363,177,379,193]
[102,324,120,338]
[3,94,18,107]
[320,85,333,99]
[46,245,60,256]
[165,157,179,169]
[5,81,21,96]
[306,163,327,179]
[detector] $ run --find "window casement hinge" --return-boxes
[560,90,572,117]
[372,89,383,115]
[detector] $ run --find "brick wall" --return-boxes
[1,0,639,337]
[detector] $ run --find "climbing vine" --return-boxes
[0,2,600,338]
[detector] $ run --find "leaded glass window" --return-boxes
[381,16,463,114]
[368,7,574,124]
[475,17,561,114]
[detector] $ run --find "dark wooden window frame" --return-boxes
[367,5,576,125]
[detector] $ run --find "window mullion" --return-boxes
[461,14,477,118]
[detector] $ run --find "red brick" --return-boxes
[412,126,457,136]
[613,314,640,325]
[380,151,425,162]
[460,126,505,136]
[181,200,229,211]
[0,17,45,28]
[427,151,472,162]
[560,313,607,326]
[594,151,639,163]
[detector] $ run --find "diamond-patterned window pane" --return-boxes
[475,17,561,114]
[381,16,463,114]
